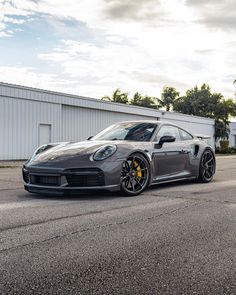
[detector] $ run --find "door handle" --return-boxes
[181,149,190,154]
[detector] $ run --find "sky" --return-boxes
[0,0,236,99]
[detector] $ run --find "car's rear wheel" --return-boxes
[197,149,215,183]
[120,153,150,196]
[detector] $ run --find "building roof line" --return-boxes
[0,81,214,123]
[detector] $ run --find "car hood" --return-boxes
[27,140,127,167]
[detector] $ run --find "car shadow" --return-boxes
[147,178,218,193]
[146,179,198,192]
[18,191,123,202]
[18,179,216,202]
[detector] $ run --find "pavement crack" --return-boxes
[0,210,104,232]
[153,194,236,205]
[0,202,199,254]
[0,199,187,232]
[0,187,22,192]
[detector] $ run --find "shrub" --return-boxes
[215,146,236,154]
[219,140,229,149]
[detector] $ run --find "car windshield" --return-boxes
[92,122,157,141]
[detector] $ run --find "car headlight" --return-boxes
[33,144,55,156]
[30,144,55,160]
[93,145,117,161]
[35,145,49,155]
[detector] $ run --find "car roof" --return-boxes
[116,120,194,136]
[116,120,177,127]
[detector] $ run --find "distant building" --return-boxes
[229,122,236,147]
[0,82,215,160]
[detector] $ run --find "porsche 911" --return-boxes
[22,121,216,196]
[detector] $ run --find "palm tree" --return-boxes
[131,92,158,109]
[158,87,180,111]
[130,92,143,106]
[102,88,129,104]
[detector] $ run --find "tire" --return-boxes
[197,149,215,183]
[120,153,150,196]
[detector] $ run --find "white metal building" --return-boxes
[0,82,215,160]
[229,122,236,147]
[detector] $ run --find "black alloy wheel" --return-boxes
[198,149,215,183]
[120,153,150,196]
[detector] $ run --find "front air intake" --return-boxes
[65,169,105,187]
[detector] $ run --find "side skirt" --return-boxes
[150,176,196,186]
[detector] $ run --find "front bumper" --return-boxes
[24,183,120,195]
[23,162,122,195]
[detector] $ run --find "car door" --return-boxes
[152,125,191,182]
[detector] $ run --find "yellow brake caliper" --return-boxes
[134,160,142,178]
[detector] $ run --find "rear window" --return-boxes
[179,129,193,141]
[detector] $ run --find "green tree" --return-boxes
[102,88,129,104]
[158,87,180,111]
[130,92,142,106]
[215,120,230,140]
[173,84,221,118]
[130,92,157,109]
[173,84,236,141]
[215,99,236,125]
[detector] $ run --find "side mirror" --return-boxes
[159,135,176,144]
[154,135,176,149]
[87,136,93,140]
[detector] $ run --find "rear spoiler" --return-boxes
[195,134,211,140]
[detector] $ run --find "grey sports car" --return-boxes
[23,121,216,196]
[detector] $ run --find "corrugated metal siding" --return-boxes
[229,122,236,147]
[0,82,215,125]
[62,105,157,142]
[0,97,61,160]
[0,82,161,118]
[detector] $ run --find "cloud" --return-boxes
[0,0,235,99]
[0,31,11,37]
[186,0,236,31]
[0,0,35,37]
[2,16,28,24]
[103,0,162,22]
[0,22,6,30]
[129,70,189,89]
[0,65,83,93]
[0,66,57,87]
[0,0,184,38]
[38,39,144,81]
[37,34,235,99]
[0,20,11,37]
[195,49,216,55]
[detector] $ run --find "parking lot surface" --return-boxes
[0,156,236,295]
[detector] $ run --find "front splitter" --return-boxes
[24,183,120,196]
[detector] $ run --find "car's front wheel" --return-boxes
[197,149,215,183]
[120,153,150,196]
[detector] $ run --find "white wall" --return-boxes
[0,97,61,160]
[62,105,156,142]
[229,122,236,147]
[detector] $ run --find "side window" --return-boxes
[179,129,193,141]
[155,125,180,142]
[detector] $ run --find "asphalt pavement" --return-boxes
[0,156,236,295]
